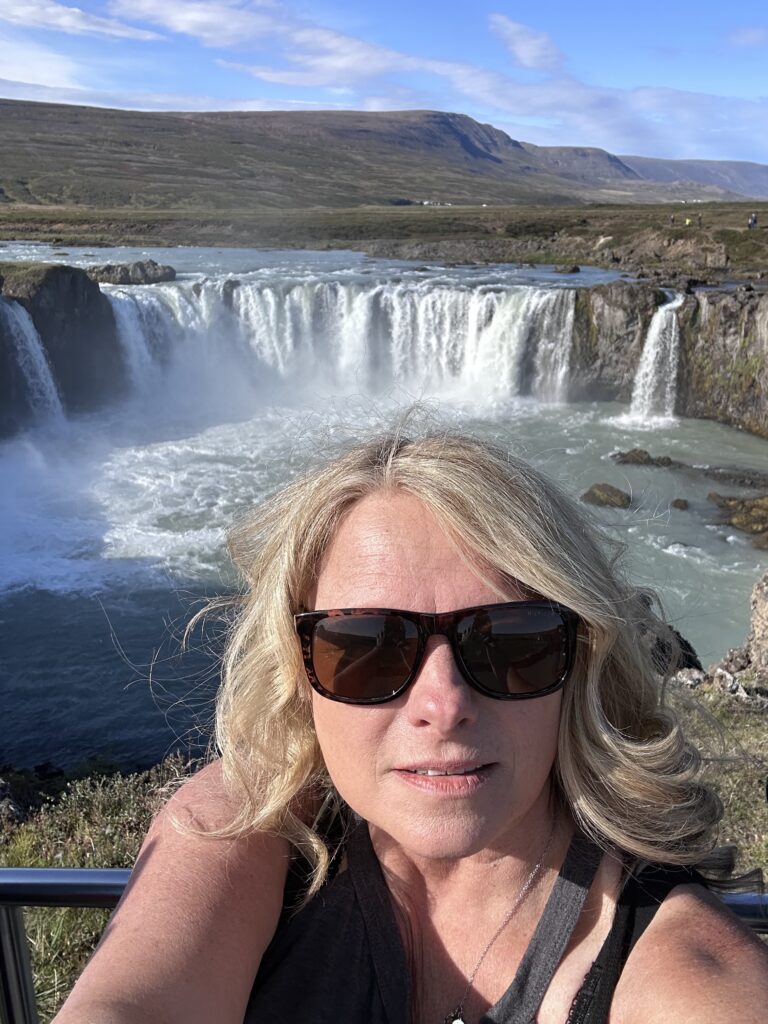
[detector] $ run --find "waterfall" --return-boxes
[104,276,574,402]
[530,289,576,402]
[0,298,64,421]
[629,293,684,420]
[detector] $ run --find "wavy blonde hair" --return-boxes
[210,429,722,893]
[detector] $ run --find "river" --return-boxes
[1,244,766,769]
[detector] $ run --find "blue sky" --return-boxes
[1,1,768,162]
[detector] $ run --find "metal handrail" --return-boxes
[1,868,767,1024]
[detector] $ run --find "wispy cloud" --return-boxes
[0,0,160,41]
[108,0,278,47]
[0,75,339,110]
[489,15,564,71]
[728,26,768,47]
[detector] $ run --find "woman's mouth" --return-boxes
[393,762,495,793]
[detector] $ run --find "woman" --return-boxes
[55,431,768,1024]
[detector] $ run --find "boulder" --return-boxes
[707,493,768,546]
[580,483,631,509]
[671,498,689,510]
[554,264,580,274]
[1,263,126,413]
[612,448,674,467]
[87,259,176,286]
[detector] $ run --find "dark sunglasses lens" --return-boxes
[312,614,420,701]
[457,606,569,695]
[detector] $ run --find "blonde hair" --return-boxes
[210,430,721,893]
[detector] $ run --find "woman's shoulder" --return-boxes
[612,879,768,1023]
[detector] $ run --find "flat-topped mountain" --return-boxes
[1,100,765,209]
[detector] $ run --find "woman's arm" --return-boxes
[53,761,290,1024]
[615,883,768,1023]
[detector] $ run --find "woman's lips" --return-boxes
[392,762,495,793]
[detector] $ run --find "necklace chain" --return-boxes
[440,823,556,1024]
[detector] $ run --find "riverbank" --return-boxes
[1,202,766,281]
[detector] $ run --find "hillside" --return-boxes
[621,156,768,200]
[0,100,758,210]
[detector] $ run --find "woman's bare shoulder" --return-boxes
[612,883,768,1024]
[53,760,290,1024]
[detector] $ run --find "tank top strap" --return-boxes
[347,823,603,1024]
[347,819,411,1023]
[482,832,603,1024]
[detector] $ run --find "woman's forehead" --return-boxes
[313,492,526,609]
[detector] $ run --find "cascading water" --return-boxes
[629,293,684,421]
[0,297,64,420]
[530,289,576,402]
[104,276,577,404]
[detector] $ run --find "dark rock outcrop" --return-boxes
[87,259,176,286]
[580,483,632,508]
[708,492,768,549]
[676,290,768,439]
[569,282,664,402]
[612,448,675,467]
[1,263,126,413]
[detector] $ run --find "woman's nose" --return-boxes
[404,637,479,732]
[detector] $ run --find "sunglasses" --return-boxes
[294,600,579,705]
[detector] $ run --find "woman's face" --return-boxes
[311,491,563,862]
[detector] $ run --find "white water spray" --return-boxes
[0,298,64,420]
[629,293,684,421]
[531,289,576,402]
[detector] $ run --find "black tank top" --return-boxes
[245,822,704,1024]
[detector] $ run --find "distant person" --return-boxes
[669,213,676,226]
[697,213,703,228]
[684,217,692,227]
[53,432,768,1024]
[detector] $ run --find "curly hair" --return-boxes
[207,429,722,894]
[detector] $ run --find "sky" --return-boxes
[1,1,768,163]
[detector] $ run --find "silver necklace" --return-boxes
[440,824,556,1024]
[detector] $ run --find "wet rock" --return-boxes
[87,259,176,286]
[580,483,631,509]
[671,498,689,510]
[707,493,768,541]
[753,532,768,550]
[1,263,126,413]
[554,264,580,274]
[222,278,241,310]
[612,448,675,467]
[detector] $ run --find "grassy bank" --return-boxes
[1,202,766,278]
[1,682,766,1022]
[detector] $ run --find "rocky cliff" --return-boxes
[676,290,768,438]
[569,281,666,402]
[0,263,125,431]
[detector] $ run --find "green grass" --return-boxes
[0,757,188,1022]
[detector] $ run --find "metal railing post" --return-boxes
[0,906,38,1024]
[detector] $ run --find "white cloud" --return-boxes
[728,26,768,47]
[0,34,83,88]
[0,75,343,110]
[0,0,160,41]
[489,15,563,71]
[108,0,278,47]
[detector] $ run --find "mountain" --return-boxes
[0,99,762,209]
[619,156,768,200]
